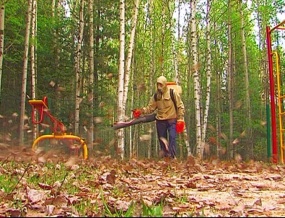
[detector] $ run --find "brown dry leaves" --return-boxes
[0,145,285,217]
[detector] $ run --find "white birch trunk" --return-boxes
[31,0,37,141]
[116,0,126,159]
[74,0,85,135]
[227,1,234,159]
[123,0,139,105]
[201,0,212,148]
[88,0,94,148]
[240,2,253,158]
[53,0,61,127]
[124,0,140,158]
[190,0,203,159]
[173,1,191,156]
[148,0,157,157]
[52,0,60,76]
[19,0,33,146]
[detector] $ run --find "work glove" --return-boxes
[132,108,142,118]
[176,120,185,133]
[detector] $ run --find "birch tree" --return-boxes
[123,0,140,158]
[123,0,139,107]
[201,0,212,155]
[52,0,60,71]
[211,7,222,158]
[51,0,60,114]
[74,0,85,135]
[173,1,191,157]
[140,0,157,158]
[19,0,33,146]
[189,0,203,159]
[227,0,234,159]
[239,1,253,159]
[116,0,126,159]
[87,0,94,148]
[31,0,37,141]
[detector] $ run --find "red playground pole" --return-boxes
[266,26,278,163]
[266,20,285,164]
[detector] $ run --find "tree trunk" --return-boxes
[190,0,203,159]
[216,71,222,158]
[172,1,191,157]
[74,0,85,135]
[0,4,4,100]
[116,0,126,159]
[88,0,94,149]
[201,0,212,156]
[123,0,139,105]
[126,0,140,158]
[19,0,33,146]
[149,0,157,158]
[227,0,234,159]
[31,0,37,141]
[52,0,61,117]
[240,0,253,160]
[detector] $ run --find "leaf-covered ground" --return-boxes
[0,142,285,217]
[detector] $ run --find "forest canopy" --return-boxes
[0,0,284,162]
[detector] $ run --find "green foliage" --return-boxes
[0,174,17,193]
[75,199,100,216]
[0,0,284,161]
[141,203,163,217]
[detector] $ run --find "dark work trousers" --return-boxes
[156,119,177,158]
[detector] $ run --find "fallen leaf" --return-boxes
[159,137,169,151]
[140,134,151,141]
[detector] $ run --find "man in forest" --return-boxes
[133,76,185,158]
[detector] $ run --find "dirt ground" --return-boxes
[0,142,285,217]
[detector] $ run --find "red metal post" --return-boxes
[266,26,278,163]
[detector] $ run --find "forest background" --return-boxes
[0,0,284,162]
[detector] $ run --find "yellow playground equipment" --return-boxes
[29,96,88,159]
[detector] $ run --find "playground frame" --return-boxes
[266,19,285,164]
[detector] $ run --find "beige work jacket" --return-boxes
[142,88,185,121]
